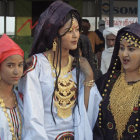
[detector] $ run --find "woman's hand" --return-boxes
[79,57,94,81]
[79,57,94,110]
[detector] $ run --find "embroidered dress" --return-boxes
[94,72,140,140]
[19,53,102,140]
[93,23,140,140]
[0,89,22,140]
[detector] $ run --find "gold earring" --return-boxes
[52,40,57,51]
[121,65,124,73]
[139,67,140,73]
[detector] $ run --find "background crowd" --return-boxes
[0,0,140,140]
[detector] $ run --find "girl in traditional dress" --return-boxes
[18,1,102,140]
[93,23,140,140]
[0,34,24,140]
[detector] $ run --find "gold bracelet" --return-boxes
[84,80,95,87]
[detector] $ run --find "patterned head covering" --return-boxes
[30,1,81,56]
[0,34,24,63]
[103,27,119,38]
[103,27,120,52]
[108,23,140,72]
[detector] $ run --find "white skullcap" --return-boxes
[103,27,120,38]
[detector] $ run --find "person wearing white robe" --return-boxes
[19,54,102,140]
[101,27,120,74]
[18,1,102,140]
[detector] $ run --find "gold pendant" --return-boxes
[110,73,140,140]
[47,52,77,118]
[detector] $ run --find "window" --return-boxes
[0,0,15,35]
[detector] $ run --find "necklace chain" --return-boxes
[110,73,140,140]
[0,94,22,140]
[47,52,77,118]
[48,52,72,77]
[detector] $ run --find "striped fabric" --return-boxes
[7,107,21,140]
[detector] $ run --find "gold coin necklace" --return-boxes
[48,53,77,119]
[0,93,22,140]
[110,73,140,140]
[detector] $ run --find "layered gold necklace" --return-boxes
[110,73,140,140]
[48,53,77,119]
[0,94,22,140]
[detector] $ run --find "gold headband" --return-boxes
[120,32,140,48]
[69,16,75,32]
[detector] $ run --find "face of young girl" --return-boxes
[0,55,24,86]
[119,39,140,73]
[59,17,80,51]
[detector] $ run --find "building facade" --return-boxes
[0,0,138,36]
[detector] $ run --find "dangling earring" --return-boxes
[121,65,124,73]
[139,67,140,73]
[52,40,57,51]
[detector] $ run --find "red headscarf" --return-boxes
[0,34,24,63]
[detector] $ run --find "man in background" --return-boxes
[81,19,105,69]
[100,27,120,74]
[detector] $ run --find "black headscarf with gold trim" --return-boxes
[96,23,140,94]
[108,23,140,72]
[94,23,140,140]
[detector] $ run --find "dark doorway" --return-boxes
[32,1,53,35]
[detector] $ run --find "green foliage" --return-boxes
[15,0,32,17]
[69,0,83,16]
[12,36,33,59]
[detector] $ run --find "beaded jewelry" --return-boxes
[52,40,57,52]
[0,94,22,140]
[69,16,74,32]
[120,32,140,49]
[48,53,77,119]
[84,80,95,87]
[110,73,140,140]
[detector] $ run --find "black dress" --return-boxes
[93,70,140,140]
[93,23,140,140]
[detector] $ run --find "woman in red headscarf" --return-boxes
[0,34,24,140]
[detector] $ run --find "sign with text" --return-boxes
[103,17,138,28]
[102,0,137,17]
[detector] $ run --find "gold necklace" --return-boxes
[48,53,77,119]
[110,73,140,140]
[48,53,72,77]
[0,94,22,140]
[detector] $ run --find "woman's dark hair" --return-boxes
[52,11,81,124]
[108,23,140,74]
[30,1,81,124]
[29,7,81,56]
[31,10,81,54]
[81,19,90,33]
